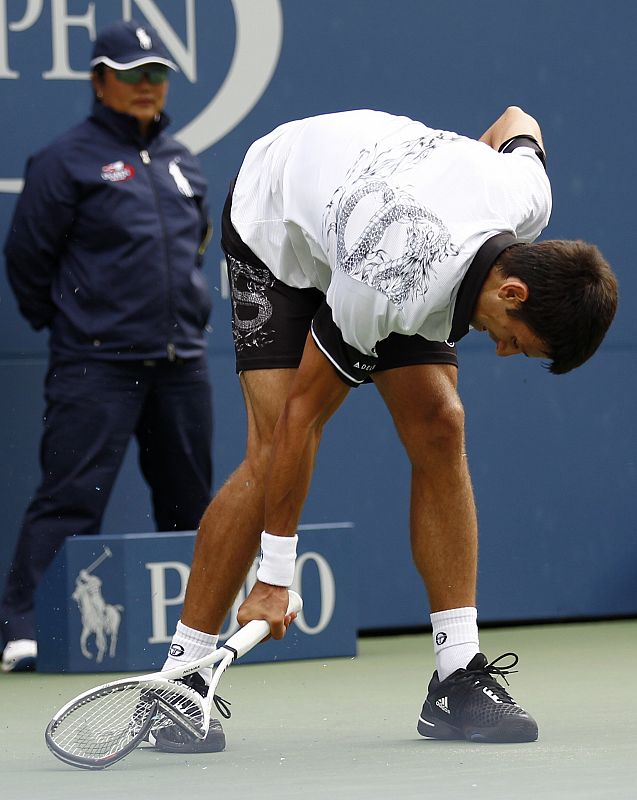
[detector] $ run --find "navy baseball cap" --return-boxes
[90,19,177,71]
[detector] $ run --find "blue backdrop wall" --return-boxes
[1,0,635,630]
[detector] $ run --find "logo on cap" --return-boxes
[136,27,152,50]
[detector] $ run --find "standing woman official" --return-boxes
[1,20,215,677]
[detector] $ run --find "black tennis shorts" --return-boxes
[221,184,458,387]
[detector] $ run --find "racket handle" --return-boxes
[223,590,304,659]
[287,589,303,615]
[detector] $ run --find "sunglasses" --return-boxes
[113,65,170,85]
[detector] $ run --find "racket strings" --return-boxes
[147,682,206,733]
[50,686,153,759]
[49,680,205,760]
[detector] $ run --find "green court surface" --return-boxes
[2,619,635,800]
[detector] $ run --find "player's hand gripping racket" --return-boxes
[45,589,303,770]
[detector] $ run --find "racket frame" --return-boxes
[45,695,159,770]
[45,590,302,768]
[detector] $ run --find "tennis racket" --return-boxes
[45,589,303,770]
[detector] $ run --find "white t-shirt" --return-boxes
[231,110,551,355]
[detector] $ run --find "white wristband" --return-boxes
[256,531,298,587]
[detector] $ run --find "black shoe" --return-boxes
[152,672,227,754]
[417,652,538,743]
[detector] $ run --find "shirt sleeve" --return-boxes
[500,147,552,242]
[498,134,546,169]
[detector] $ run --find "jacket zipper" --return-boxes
[139,148,176,361]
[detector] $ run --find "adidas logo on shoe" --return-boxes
[435,696,450,714]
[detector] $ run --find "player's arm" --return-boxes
[237,332,350,638]
[479,105,544,152]
[5,151,76,330]
[265,332,351,533]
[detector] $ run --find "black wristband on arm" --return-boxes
[498,134,547,170]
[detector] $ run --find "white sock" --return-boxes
[162,620,218,685]
[430,607,479,681]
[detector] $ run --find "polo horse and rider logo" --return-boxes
[71,547,124,663]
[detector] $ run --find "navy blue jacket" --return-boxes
[5,101,212,360]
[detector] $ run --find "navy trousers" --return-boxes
[1,356,213,642]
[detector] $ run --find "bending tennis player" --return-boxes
[156,106,617,750]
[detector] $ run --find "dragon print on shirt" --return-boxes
[324,132,459,307]
[227,254,276,351]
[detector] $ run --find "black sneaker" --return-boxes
[417,652,538,743]
[152,672,227,754]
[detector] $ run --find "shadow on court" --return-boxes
[1,619,635,800]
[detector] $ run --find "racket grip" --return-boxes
[223,590,304,659]
[287,589,303,615]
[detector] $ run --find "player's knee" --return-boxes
[423,393,465,446]
[242,441,273,483]
[403,394,466,466]
[242,416,276,473]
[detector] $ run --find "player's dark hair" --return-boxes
[497,240,618,374]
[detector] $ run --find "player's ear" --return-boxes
[497,278,529,305]
[91,69,104,98]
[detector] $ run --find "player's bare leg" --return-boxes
[375,363,537,742]
[373,364,477,612]
[154,368,297,753]
[181,368,296,634]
